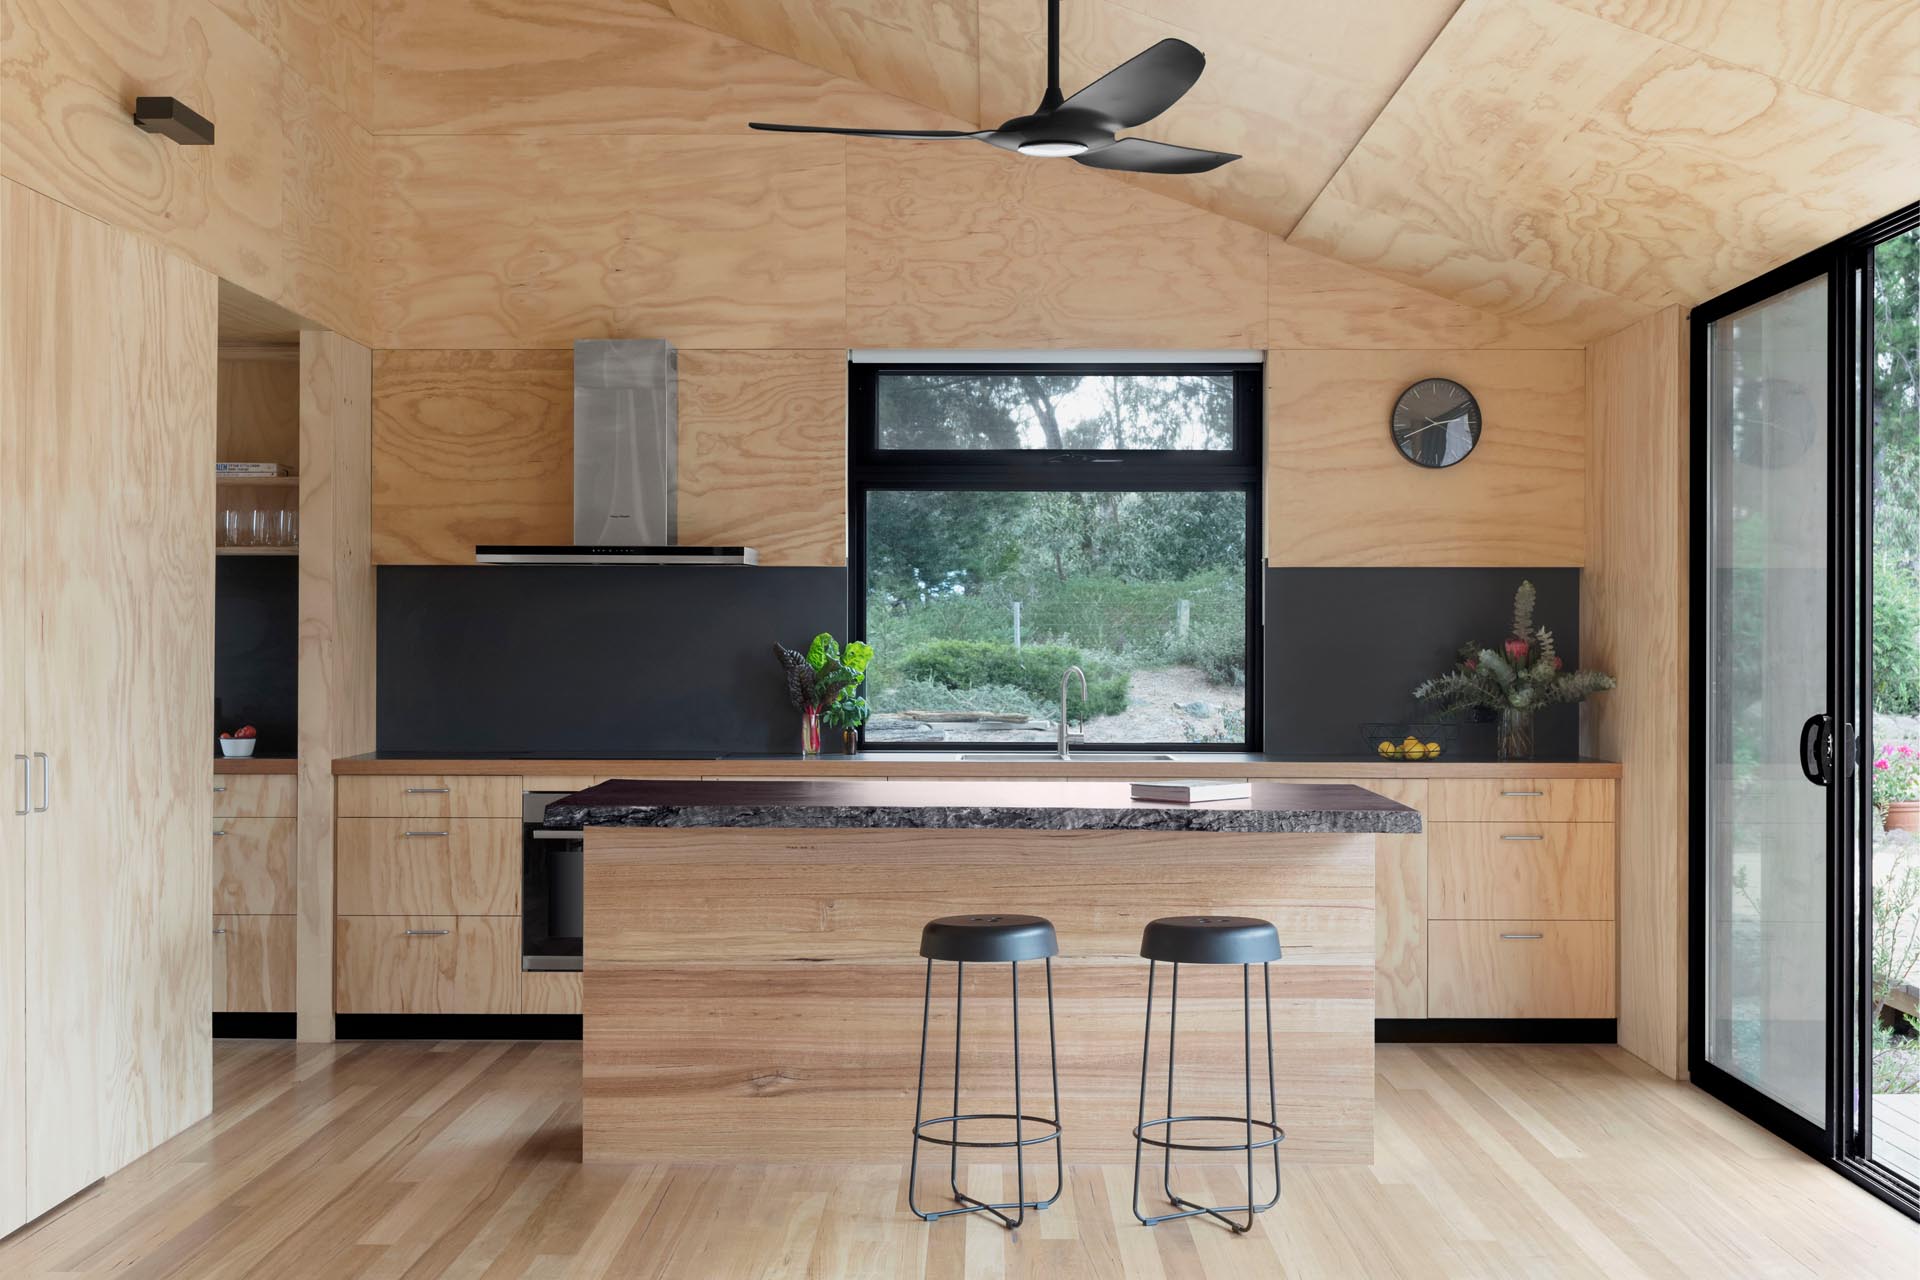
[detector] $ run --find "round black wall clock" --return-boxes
[1390,378,1482,468]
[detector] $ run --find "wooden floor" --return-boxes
[1,1039,1913,1278]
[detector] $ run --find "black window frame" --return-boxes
[847,359,1265,754]
[1688,196,1920,1223]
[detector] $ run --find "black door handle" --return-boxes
[1799,713,1831,786]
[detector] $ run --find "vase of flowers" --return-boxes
[775,632,874,758]
[1412,581,1616,761]
[1874,742,1920,831]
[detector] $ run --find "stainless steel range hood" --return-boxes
[476,339,757,566]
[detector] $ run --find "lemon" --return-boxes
[1425,741,1442,757]
[1376,741,1399,758]
[1404,744,1428,760]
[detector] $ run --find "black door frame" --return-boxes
[1689,197,1920,1221]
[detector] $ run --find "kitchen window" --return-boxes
[849,358,1263,750]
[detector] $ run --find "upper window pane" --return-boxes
[874,372,1235,450]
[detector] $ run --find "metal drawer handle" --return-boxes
[13,755,26,816]
[404,928,451,937]
[1499,932,1544,940]
[212,829,227,838]
[212,784,227,793]
[401,830,449,838]
[1499,833,1545,842]
[1500,790,1544,797]
[212,928,227,936]
[32,752,48,813]
[404,787,450,794]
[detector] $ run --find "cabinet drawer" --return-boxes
[1428,778,1614,823]
[212,773,297,818]
[213,915,295,1013]
[336,818,520,916]
[337,775,520,819]
[1428,823,1614,920]
[1428,921,1615,1018]
[213,818,296,914]
[335,916,519,1014]
[521,970,583,1015]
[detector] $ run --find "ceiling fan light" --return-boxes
[1018,139,1088,158]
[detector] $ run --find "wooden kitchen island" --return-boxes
[544,778,1419,1167]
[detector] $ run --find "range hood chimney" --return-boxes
[476,339,757,565]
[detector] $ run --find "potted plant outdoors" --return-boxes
[1875,742,1920,832]
[1412,581,1616,761]
[774,633,874,757]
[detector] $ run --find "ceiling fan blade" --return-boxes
[748,122,989,140]
[1058,39,1204,128]
[1073,137,1239,174]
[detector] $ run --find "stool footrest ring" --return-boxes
[1132,1114,1284,1153]
[913,1112,1062,1149]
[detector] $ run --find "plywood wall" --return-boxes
[1581,305,1689,1079]
[297,330,376,1041]
[365,0,1590,568]
[0,0,374,341]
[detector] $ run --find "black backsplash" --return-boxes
[376,566,848,755]
[1262,568,1583,759]
[375,564,1579,759]
[215,556,298,755]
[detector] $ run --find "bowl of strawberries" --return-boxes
[218,725,259,757]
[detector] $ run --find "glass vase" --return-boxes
[800,707,822,757]
[1496,707,1536,762]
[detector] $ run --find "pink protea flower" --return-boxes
[1877,758,1891,770]
[1463,658,1478,671]
[1503,638,1528,662]
[1552,656,1564,670]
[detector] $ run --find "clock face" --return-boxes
[1390,378,1482,469]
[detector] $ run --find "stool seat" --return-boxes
[920,914,1059,964]
[1140,916,1281,965]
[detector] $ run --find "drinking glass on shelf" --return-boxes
[221,509,241,547]
[249,510,269,547]
[275,508,298,548]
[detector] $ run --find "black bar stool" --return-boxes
[1131,915,1284,1233]
[908,914,1064,1230]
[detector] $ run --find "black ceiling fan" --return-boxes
[748,0,1238,174]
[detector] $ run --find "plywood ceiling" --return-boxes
[642,0,1920,343]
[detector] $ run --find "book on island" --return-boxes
[215,462,284,476]
[1129,780,1252,804]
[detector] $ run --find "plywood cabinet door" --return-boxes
[0,194,29,1231]
[5,179,216,1222]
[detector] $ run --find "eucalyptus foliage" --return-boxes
[1412,581,1616,716]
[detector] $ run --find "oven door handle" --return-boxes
[530,829,585,840]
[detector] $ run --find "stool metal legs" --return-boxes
[1131,959,1284,1233]
[908,958,1064,1229]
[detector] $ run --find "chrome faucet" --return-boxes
[1058,665,1087,760]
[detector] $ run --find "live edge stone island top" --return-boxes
[541,777,1422,835]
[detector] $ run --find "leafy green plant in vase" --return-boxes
[774,633,874,757]
[1412,581,1616,761]
[1873,742,1920,832]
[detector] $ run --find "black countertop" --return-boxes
[542,778,1422,835]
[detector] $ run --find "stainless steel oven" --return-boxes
[522,792,583,971]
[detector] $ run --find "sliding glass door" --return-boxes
[1694,200,1920,1218]
[1699,273,1837,1136]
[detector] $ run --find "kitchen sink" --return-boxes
[956,753,1178,762]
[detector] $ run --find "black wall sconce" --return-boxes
[133,97,215,146]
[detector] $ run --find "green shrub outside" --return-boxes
[864,568,1245,705]
[1877,548,1920,715]
[894,640,1130,717]
[883,678,1055,720]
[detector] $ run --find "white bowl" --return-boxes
[218,738,257,757]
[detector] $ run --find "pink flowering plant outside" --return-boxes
[1873,741,1920,807]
